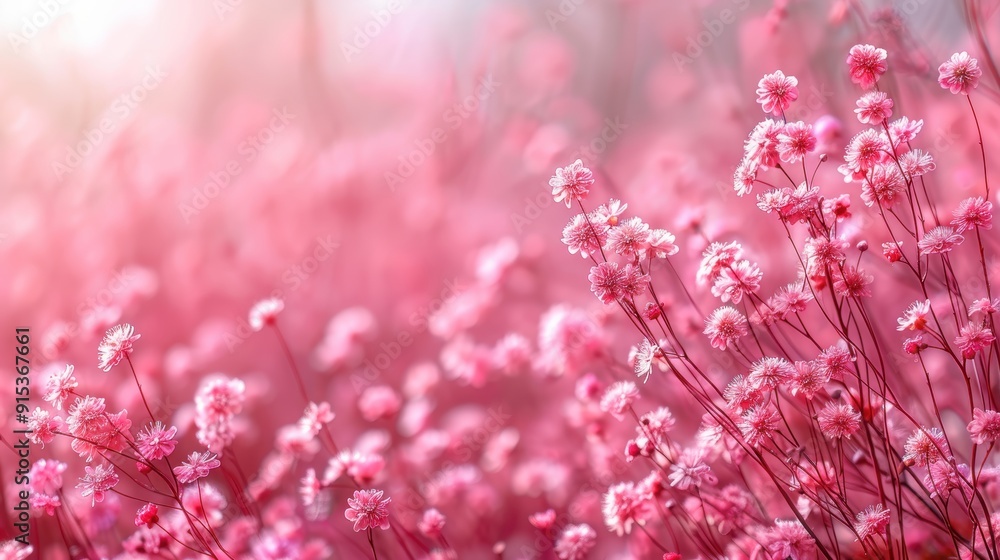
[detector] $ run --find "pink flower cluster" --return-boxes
[542,41,1000,558]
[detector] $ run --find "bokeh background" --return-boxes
[2,0,999,558]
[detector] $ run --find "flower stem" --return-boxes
[367,528,379,560]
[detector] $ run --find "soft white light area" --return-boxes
[59,0,160,50]
[0,0,160,52]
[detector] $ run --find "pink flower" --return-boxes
[42,364,78,410]
[777,121,816,163]
[803,236,848,275]
[968,298,1000,318]
[903,335,926,356]
[300,468,321,507]
[952,196,993,233]
[788,360,828,400]
[195,376,246,420]
[528,509,557,531]
[554,523,597,560]
[844,129,887,175]
[180,483,227,525]
[67,395,133,462]
[938,52,982,94]
[903,427,949,467]
[813,114,843,152]
[619,263,651,299]
[607,217,650,257]
[847,44,888,89]
[248,297,284,331]
[536,305,607,377]
[756,71,799,116]
[854,91,893,124]
[550,159,594,208]
[194,376,246,453]
[29,493,61,516]
[600,381,640,420]
[743,120,783,169]
[733,159,757,196]
[344,489,391,532]
[591,198,628,227]
[624,439,642,463]
[312,307,377,370]
[28,460,67,496]
[697,241,744,286]
[860,164,905,209]
[492,332,532,374]
[358,385,402,421]
[418,508,446,538]
[898,149,935,178]
[761,520,816,560]
[700,485,756,536]
[918,226,964,255]
[588,262,625,304]
[136,421,178,461]
[897,299,931,331]
[76,463,119,506]
[816,345,853,381]
[887,116,923,145]
[298,401,335,437]
[95,411,132,459]
[646,229,679,258]
[602,482,652,536]
[956,323,994,359]
[328,450,385,486]
[135,503,159,528]
[26,408,63,447]
[711,260,762,304]
[633,338,659,382]
[882,241,903,263]
[967,408,1000,444]
[817,403,861,440]
[588,262,648,304]
[98,323,140,371]
[924,461,972,500]
[854,504,890,540]
[833,266,873,299]
[756,189,789,217]
[668,448,717,490]
[724,375,763,414]
[562,212,609,259]
[638,408,675,445]
[173,451,221,484]
[748,357,794,391]
[740,406,780,448]
[643,301,664,321]
[770,283,814,318]
[704,306,748,350]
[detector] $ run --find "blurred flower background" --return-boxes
[2,0,1000,558]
